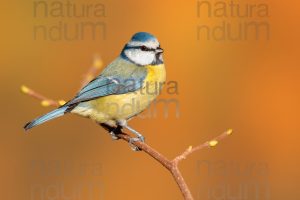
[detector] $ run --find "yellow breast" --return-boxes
[73,64,166,124]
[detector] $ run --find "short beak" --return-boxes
[156,47,164,53]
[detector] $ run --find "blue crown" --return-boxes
[131,32,156,42]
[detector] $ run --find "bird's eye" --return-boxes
[140,46,148,51]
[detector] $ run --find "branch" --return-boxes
[21,54,103,107]
[174,129,232,164]
[114,130,232,200]
[80,54,103,88]
[20,85,64,107]
[21,56,232,200]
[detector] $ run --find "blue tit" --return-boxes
[24,32,166,145]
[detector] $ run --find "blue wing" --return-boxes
[66,58,147,106]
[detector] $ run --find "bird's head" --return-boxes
[121,32,164,66]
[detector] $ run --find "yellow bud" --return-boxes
[209,140,218,147]
[94,60,103,69]
[21,85,30,94]
[58,100,66,106]
[41,100,50,107]
[226,129,233,135]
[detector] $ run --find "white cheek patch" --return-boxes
[125,49,155,66]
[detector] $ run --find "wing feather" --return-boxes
[66,58,147,106]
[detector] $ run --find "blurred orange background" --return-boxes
[0,0,299,199]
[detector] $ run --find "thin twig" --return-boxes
[21,56,232,200]
[21,55,103,107]
[80,54,103,88]
[174,129,232,163]
[20,85,63,107]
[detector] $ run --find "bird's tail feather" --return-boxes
[24,106,68,130]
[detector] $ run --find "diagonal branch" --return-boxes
[21,55,103,108]
[174,129,232,164]
[80,54,103,88]
[20,85,63,107]
[21,56,232,200]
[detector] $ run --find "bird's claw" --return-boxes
[109,131,119,140]
[129,136,145,151]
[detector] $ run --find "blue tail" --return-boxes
[24,106,68,130]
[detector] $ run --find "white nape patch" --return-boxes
[127,40,159,49]
[124,48,155,66]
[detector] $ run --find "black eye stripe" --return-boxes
[125,45,156,51]
[140,46,154,51]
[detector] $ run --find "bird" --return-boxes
[24,32,166,150]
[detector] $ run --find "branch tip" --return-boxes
[21,85,30,94]
[93,59,103,69]
[226,129,233,135]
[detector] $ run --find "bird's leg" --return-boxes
[99,123,121,140]
[117,120,145,151]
